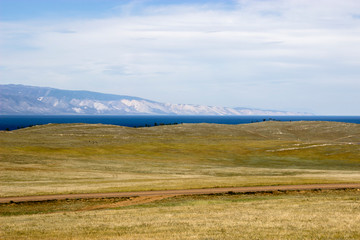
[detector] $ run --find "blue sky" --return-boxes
[1,0,360,115]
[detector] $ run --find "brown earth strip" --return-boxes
[1,183,360,204]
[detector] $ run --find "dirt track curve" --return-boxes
[1,183,360,204]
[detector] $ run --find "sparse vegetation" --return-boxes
[1,189,360,239]
[1,121,359,239]
[0,121,359,197]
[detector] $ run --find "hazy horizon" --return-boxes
[1,0,360,115]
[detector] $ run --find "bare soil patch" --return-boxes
[1,183,360,204]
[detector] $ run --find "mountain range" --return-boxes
[0,84,310,115]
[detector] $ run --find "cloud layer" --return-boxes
[1,0,360,114]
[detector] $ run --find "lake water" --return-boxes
[0,115,359,131]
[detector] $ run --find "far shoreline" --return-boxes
[0,115,359,131]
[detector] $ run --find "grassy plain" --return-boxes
[1,121,360,197]
[1,121,360,239]
[1,189,360,239]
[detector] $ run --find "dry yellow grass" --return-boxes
[1,190,359,239]
[1,122,359,239]
[1,121,359,197]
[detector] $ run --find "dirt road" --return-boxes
[1,183,360,204]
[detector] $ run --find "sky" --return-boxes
[1,0,360,115]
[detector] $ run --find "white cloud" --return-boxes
[1,0,360,114]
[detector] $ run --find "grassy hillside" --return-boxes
[1,121,359,197]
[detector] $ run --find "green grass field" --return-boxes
[1,121,359,197]
[1,121,360,239]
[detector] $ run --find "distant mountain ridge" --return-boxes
[0,84,310,115]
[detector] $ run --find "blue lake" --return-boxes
[0,115,359,130]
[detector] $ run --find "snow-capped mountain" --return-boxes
[0,84,309,115]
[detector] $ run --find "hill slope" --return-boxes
[1,121,359,197]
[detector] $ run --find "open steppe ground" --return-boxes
[0,121,359,239]
[1,189,360,239]
[1,121,359,197]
